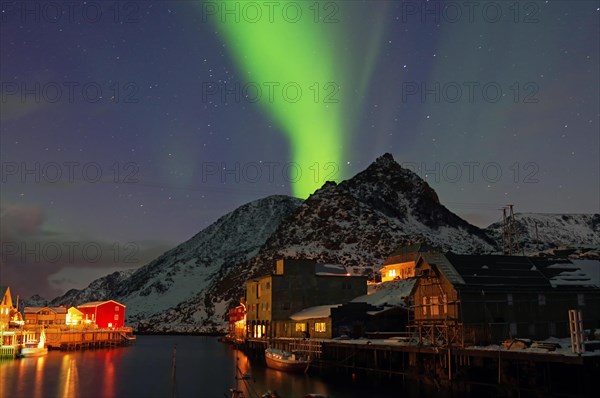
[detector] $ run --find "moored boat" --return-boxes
[20,329,48,358]
[264,348,310,372]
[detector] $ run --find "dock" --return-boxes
[1,327,136,357]
[42,327,136,350]
[238,337,600,397]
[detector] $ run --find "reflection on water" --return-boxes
[60,355,79,398]
[0,335,406,398]
[34,355,45,398]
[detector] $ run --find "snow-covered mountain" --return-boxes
[46,154,597,333]
[141,154,497,332]
[485,213,600,258]
[18,294,49,311]
[49,269,136,307]
[51,195,302,331]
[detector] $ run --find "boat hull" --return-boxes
[20,347,48,358]
[265,349,309,372]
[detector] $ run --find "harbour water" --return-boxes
[0,335,424,398]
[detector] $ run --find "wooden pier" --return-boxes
[38,327,136,350]
[238,338,599,397]
[2,327,136,353]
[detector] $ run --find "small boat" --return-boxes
[264,348,310,373]
[20,329,48,358]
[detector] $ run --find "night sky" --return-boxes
[1,1,598,297]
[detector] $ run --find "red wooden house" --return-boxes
[77,300,126,328]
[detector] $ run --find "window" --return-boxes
[577,293,585,306]
[430,296,440,316]
[266,282,270,289]
[295,323,306,332]
[528,323,535,336]
[442,294,448,315]
[315,322,326,333]
[114,314,119,321]
[538,294,546,306]
[422,296,428,316]
[115,306,120,311]
[507,294,513,306]
[389,269,397,278]
[509,323,517,336]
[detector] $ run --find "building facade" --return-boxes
[245,259,367,339]
[78,300,126,328]
[380,244,436,282]
[410,252,600,346]
[228,304,246,340]
[23,306,68,326]
[0,286,17,329]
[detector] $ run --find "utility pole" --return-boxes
[500,207,508,255]
[535,222,540,252]
[501,205,521,256]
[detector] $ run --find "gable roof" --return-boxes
[0,286,10,303]
[384,244,439,266]
[23,306,67,314]
[77,300,126,308]
[443,253,552,288]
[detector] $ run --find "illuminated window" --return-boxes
[295,323,306,332]
[315,322,326,332]
[422,296,428,316]
[389,269,397,278]
[430,296,440,316]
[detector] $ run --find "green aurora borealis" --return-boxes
[204,1,349,198]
